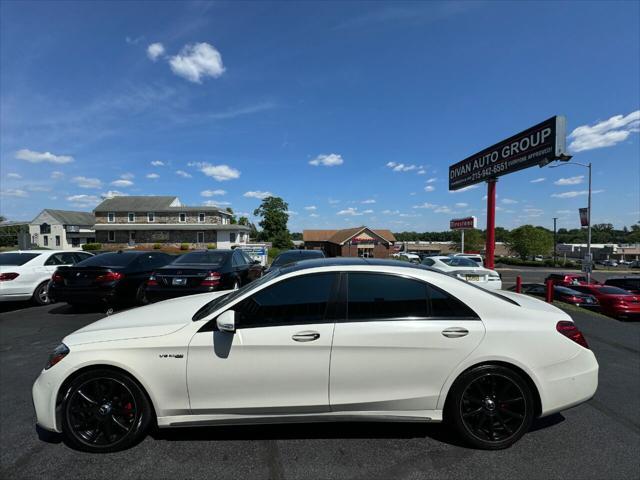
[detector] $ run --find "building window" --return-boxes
[55,235,61,247]
[147,212,155,223]
[197,232,205,243]
[179,212,186,222]
[40,223,51,234]
[128,212,135,222]
[198,212,205,223]
[108,231,115,242]
[107,212,115,223]
[230,233,237,243]
[72,238,80,247]
[43,235,49,246]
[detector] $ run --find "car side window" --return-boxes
[241,251,253,264]
[73,252,92,263]
[232,250,246,267]
[422,258,435,266]
[59,252,77,264]
[347,273,429,320]
[426,284,478,318]
[234,273,337,328]
[45,253,66,265]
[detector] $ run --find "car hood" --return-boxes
[63,290,231,346]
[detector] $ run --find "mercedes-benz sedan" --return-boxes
[33,258,597,453]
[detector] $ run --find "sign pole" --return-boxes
[485,178,497,269]
[461,230,465,254]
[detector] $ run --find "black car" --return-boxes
[604,276,640,294]
[49,251,173,310]
[508,283,600,310]
[266,249,325,272]
[145,249,263,302]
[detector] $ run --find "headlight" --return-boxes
[45,343,69,370]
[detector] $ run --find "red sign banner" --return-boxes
[450,217,477,230]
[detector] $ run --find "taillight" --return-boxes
[556,321,589,349]
[201,271,221,287]
[616,299,628,307]
[147,273,158,286]
[0,272,19,281]
[95,271,124,282]
[52,272,64,283]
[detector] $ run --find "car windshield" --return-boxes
[441,257,479,268]
[0,252,41,266]
[192,269,282,321]
[556,286,582,295]
[271,251,322,267]
[173,251,230,265]
[74,252,137,268]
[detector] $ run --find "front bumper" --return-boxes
[32,368,64,433]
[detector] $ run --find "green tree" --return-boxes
[226,207,237,224]
[253,196,292,246]
[507,225,554,260]
[452,229,484,252]
[237,216,249,226]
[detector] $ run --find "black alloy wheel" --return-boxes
[62,369,152,452]
[33,281,51,306]
[448,365,534,449]
[136,283,149,306]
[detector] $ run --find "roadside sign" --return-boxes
[579,208,589,227]
[450,216,477,230]
[581,262,593,273]
[449,116,567,190]
[237,243,268,266]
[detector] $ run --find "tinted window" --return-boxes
[347,273,428,320]
[241,251,254,264]
[441,257,478,267]
[234,273,336,328]
[0,252,41,266]
[421,258,435,266]
[73,252,92,262]
[606,279,640,289]
[556,286,581,295]
[75,253,137,268]
[427,284,478,318]
[174,251,230,265]
[599,286,633,295]
[45,252,77,265]
[232,250,246,267]
[272,250,323,267]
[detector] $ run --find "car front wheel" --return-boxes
[32,281,51,306]
[61,369,152,453]
[447,365,534,450]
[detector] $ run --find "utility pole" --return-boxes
[553,217,558,266]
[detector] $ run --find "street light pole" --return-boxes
[553,217,558,266]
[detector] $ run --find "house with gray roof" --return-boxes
[29,209,96,250]
[93,196,250,248]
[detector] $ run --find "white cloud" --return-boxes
[362,209,374,214]
[0,188,28,198]
[286,210,298,216]
[15,148,73,164]
[417,169,426,175]
[26,185,51,192]
[501,198,518,204]
[450,185,479,193]
[309,213,319,218]
[176,170,192,178]
[66,194,100,207]
[71,176,102,189]
[554,175,584,186]
[7,173,21,179]
[51,171,64,179]
[244,190,273,200]
[455,202,468,208]
[434,206,453,214]
[530,177,545,183]
[111,179,134,188]
[337,207,362,216]
[424,185,435,192]
[203,200,231,207]
[413,202,438,209]
[147,42,165,61]
[361,199,376,204]
[169,42,225,83]
[426,177,437,183]
[386,161,417,172]
[309,153,344,167]
[382,209,400,215]
[304,205,317,211]
[101,190,128,199]
[201,189,226,197]
[551,189,604,199]
[120,173,135,180]
[151,160,165,167]
[569,110,640,152]
[328,198,340,204]
[191,162,240,181]
[146,173,160,179]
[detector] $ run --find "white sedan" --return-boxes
[0,250,93,305]
[33,258,598,452]
[421,256,502,290]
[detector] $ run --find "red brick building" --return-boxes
[303,226,396,258]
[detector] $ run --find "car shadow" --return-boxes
[530,413,565,431]
[48,304,136,315]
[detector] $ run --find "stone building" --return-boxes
[29,209,96,250]
[93,196,250,248]
[303,227,396,258]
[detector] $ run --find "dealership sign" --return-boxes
[449,116,567,190]
[450,216,477,230]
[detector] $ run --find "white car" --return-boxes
[453,253,484,267]
[0,250,93,305]
[422,256,502,290]
[32,258,597,452]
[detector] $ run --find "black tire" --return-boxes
[61,369,152,453]
[136,284,149,306]
[32,281,51,306]
[447,365,534,450]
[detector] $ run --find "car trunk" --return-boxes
[55,266,122,287]
[154,267,213,288]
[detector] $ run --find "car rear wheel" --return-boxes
[32,281,51,306]
[448,365,534,450]
[61,369,152,453]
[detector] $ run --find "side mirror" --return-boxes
[251,260,260,265]
[216,310,236,333]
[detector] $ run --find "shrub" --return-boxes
[207,243,217,250]
[82,243,102,251]
[180,243,189,251]
[268,247,281,262]
[153,243,162,250]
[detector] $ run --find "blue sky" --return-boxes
[1,0,639,232]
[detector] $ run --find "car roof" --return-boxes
[0,249,68,254]
[279,257,437,275]
[605,276,640,280]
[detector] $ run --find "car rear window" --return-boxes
[272,250,323,267]
[441,257,478,268]
[74,252,137,267]
[599,286,633,295]
[0,252,41,265]
[173,251,230,265]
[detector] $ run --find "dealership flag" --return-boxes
[579,208,589,227]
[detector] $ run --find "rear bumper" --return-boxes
[48,286,117,305]
[146,285,220,302]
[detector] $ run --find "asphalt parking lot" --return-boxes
[1,289,639,479]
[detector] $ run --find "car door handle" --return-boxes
[442,327,469,338]
[292,331,320,342]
